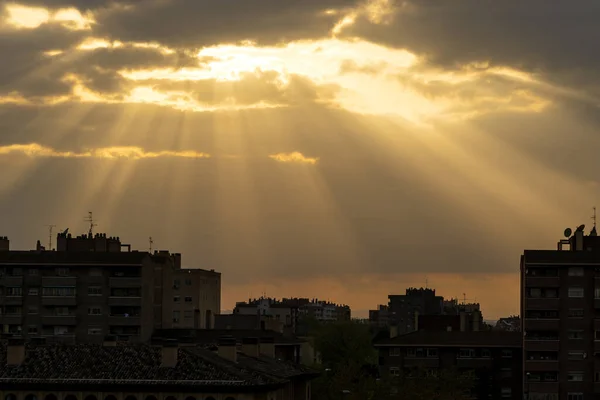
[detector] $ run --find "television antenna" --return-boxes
[593,206,597,229]
[46,225,56,249]
[84,212,97,237]
[149,236,153,252]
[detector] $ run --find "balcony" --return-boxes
[109,277,142,288]
[456,358,493,368]
[41,315,77,326]
[524,340,559,351]
[42,276,76,286]
[525,277,560,288]
[403,358,439,368]
[0,276,23,286]
[526,382,559,393]
[0,315,22,325]
[42,297,77,306]
[108,297,141,306]
[524,360,559,372]
[525,298,560,310]
[108,315,141,326]
[524,319,560,331]
[0,297,23,306]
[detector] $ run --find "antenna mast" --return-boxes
[149,236,153,252]
[46,225,56,249]
[84,212,97,237]
[593,206,597,229]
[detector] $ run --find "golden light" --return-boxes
[52,7,93,30]
[4,3,49,29]
[269,152,319,165]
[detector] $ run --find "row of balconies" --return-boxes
[0,276,141,287]
[525,298,600,309]
[525,276,600,287]
[0,297,142,306]
[0,315,141,325]
[400,358,496,368]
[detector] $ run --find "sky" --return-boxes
[1,0,600,319]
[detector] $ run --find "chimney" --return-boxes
[161,339,179,367]
[6,338,25,366]
[0,237,9,252]
[260,337,276,358]
[218,336,237,363]
[241,337,260,358]
[103,335,117,347]
[390,325,398,339]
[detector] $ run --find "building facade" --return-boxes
[521,225,600,400]
[374,330,522,400]
[0,233,220,343]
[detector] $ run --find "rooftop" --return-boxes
[0,251,149,265]
[522,249,600,264]
[0,341,315,391]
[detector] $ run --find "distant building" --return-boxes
[233,297,351,333]
[0,336,319,399]
[373,329,522,400]
[521,223,600,400]
[0,232,220,343]
[495,315,520,332]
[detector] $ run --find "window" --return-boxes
[6,287,22,296]
[406,348,416,357]
[595,331,600,340]
[501,349,512,358]
[27,306,38,315]
[568,352,585,360]
[481,349,491,358]
[569,330,584,339]
[389,347,401,356]
[458,348,475,358]
[426,348,438,357]
[56,267,69,276]
[88,307,102,315]
[184,310,193,319]
[569,287,584,298]
[172,311,180,323]
[529,288,542,298]
[88,286,102,296]
[185,278,192,286]
[54,307,70,316]
[595,288,600,299]
[389,367,400,376]
[501,388,512,398]
[173,296,180,303]
[567,394,584,400]
[569,267,584,276]
[88,327,102,335]
[28,268,39,276]
[173,279,180,290]
[28,287,39,296]
[54,326,70,335]
[569,308,584,318]
[27,325,38,334]
[185,296,193,303]
[12,267,22,276]
[43,287,75,297]
[89,268,102,276]
[567,372,584,382]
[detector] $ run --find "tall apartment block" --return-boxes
[0,232,220,343]
[521,224,600,400]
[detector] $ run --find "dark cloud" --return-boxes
[93,0,359,47]
[7,0,134,10]
[344,0,600,91]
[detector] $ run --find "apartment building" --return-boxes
[374,330,522,400]
[521,224,600,400]
[0,233,220,343]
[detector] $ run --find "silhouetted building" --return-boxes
[0,233,220,342]
[495,316,520,332]
[0,336,319,399]
[521,224,600,400]
[386,288,444,334]
[374,330,522,400]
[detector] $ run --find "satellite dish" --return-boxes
[564,228,572,238]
